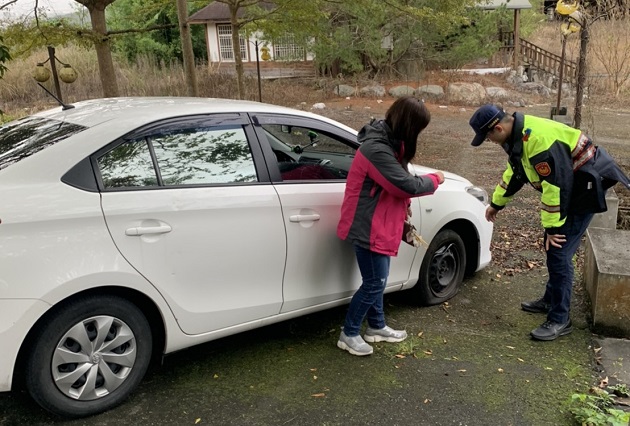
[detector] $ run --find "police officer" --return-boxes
[469,104,630,341]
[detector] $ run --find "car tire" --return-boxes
[414,229,466,306]
[24,295,152,418]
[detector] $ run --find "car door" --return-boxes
[95,114,286,335]
[252,114,416,313]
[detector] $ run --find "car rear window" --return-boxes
[0,117,86,171]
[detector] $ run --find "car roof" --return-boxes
[33,97,358,134]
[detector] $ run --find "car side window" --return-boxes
[97,125,257,189]
[98,140,158,188]
[261,124,355,181]
[152,126,256,185]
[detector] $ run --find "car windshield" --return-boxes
[0,117,86,171]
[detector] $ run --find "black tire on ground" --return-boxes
[414,229,466,306]
[24,295,152,418]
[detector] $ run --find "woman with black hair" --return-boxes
[336,96,445,356]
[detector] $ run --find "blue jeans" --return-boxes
[343,245,390,337]
[543,213,594,324]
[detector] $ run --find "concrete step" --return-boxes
[583,227,630,337]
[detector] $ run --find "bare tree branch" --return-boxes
[32,0,51,44]
[0,0,19,11]
[105,23,176,36]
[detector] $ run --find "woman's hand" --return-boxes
[434,171,445,184]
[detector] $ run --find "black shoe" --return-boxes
[521,298,550,314]
[530,320,573,341]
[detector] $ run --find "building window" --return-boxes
[217,24,247,61]
[273,34,304,61]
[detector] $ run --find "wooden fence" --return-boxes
[499,31,578,84]
[519,39,578,84]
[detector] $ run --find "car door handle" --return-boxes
[125,224,172,236]
[289,214,321,222]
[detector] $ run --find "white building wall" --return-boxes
[205,25,314,63]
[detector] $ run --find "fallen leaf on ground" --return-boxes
[423,350,433,355]
[598,377,609,388]
[195,419,201,424]
[498,368,504,373]
[395,354,406,359]
[311,393,326,398]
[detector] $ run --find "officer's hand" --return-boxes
[545,233,566,251]
[485,206,499,222]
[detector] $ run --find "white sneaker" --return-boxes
[364,326,408,343]
[337,331,373,356]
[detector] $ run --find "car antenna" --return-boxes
[36,82,75,110]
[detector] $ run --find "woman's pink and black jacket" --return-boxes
[337,119,441,256]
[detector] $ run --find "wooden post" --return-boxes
[556,35,567,115]
[255,40,262,102]
[47,46,62,102]
[513,9,520,69]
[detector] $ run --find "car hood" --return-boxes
[409,164,471,185]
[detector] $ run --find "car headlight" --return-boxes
[466,186,489,205]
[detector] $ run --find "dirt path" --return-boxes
[319,99,630,230]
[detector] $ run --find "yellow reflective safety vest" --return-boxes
[491,113,603,233]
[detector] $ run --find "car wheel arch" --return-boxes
[441,219,480,278]
[13,287,166,392]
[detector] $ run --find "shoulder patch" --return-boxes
[523,128,532,142]
[535,162,551,176]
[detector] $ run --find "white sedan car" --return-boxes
[0,97,492,417]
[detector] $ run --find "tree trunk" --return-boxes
[229,4,245,99]
[175,0,198,97]
[87,4,119,97]
[574,21,589,129]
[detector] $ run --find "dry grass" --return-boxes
[0,45,325,120]
[2,20,630,119]
[527,20,630,109]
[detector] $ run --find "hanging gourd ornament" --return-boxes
[261,46,271,61]
[33,63,51,82]
[59,65,78,84]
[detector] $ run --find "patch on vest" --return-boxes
[535,162,551,176]
[523,128,532,141]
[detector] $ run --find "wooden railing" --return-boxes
[519,39,577,84]
[499,31,577,85]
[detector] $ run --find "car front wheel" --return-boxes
[414,229,466,305]
[25,295,152,418]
